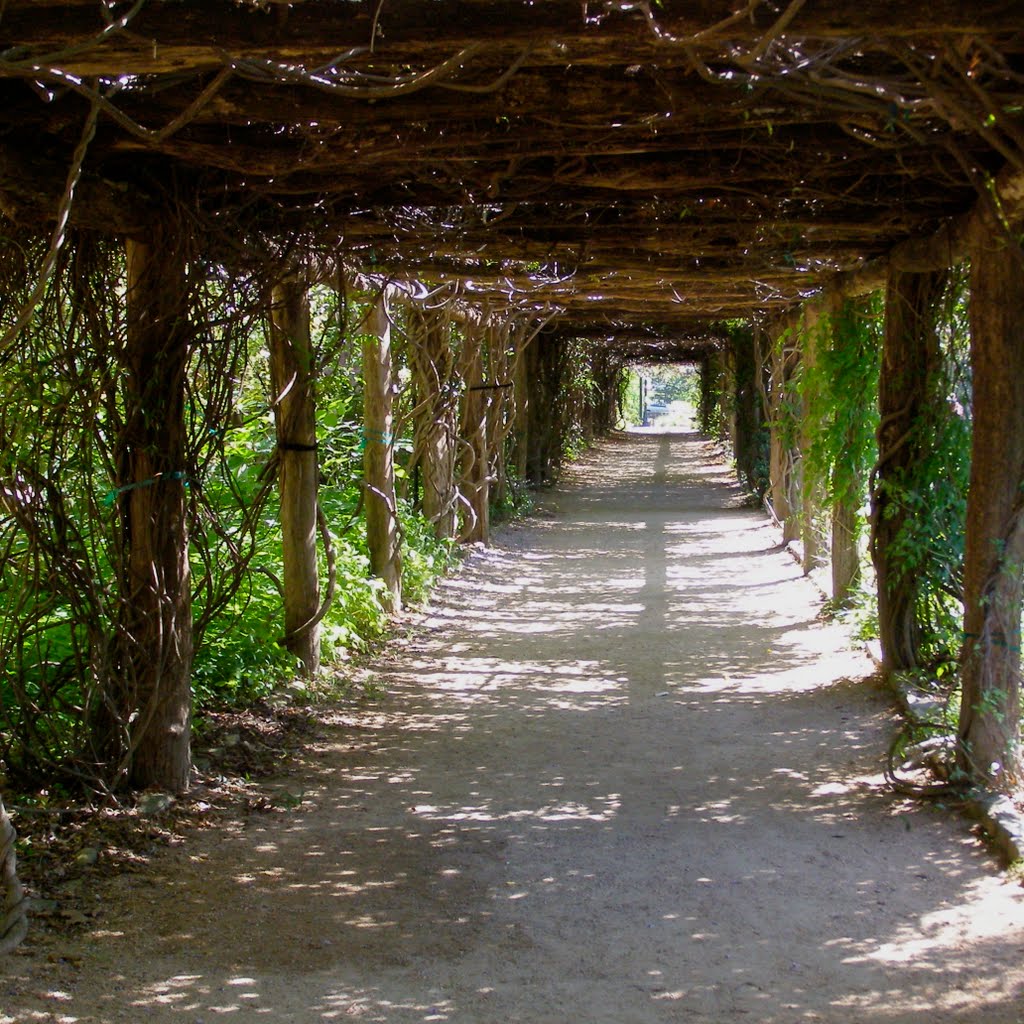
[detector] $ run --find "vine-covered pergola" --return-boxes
[1,2,1023,846]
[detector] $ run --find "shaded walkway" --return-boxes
[5,431,1024,1023]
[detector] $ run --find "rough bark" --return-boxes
[800,301,827,574]
[459,323,490,544]
[730,325,765,497]
[484,322,511,512]
[512,326,531,483]
[831,499,860,606]
[409,307,459,540]
[362,294,402,612]
[111,233,193,794]
[766,317,800,544]
[870,266,946,675]
[828,295,867,606]
[524,331,561,486]
[956,222,1024,791]
[0,794,27,954]
[269,273,321,676]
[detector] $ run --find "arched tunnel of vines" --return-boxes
[1,3,1024,1021]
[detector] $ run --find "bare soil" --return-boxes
[4,430,1024,1023]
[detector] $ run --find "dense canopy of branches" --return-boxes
[1,1,1022,355]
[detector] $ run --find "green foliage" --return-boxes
[399,500,459,608]
[0,261,463,786]
[491,473,535,525]
[618,370,642,426]
[802,297,882,535]
[884,270,971,666]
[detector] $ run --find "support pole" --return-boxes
[870,266,946,674]
[114,234,193,793]
[829,296,872,606]
[459,321,490,544]
[800,301,827,574]
[730,324,763,496]
[957,223,1024,790]
[362,293,402,612]
[767,317,800,544]
[409,307,459,540]
[269,272,321,675]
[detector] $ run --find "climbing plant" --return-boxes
[801,296,882,579]
[0,242,456,792]
[877,270,971,670]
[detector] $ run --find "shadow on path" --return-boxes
[5,431,1024,1024]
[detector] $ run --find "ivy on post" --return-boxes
[362,291,403,613]
[827,296,880,605]
[104,230,194,794]
[458,317,491,544]
[511,320,532,484]
[269,269,321,676]
[870,266,947,674]
[766,316,801,544]
[728,323,765,498]
[957,219,1024,791]
[485,321,512,512]
[408,304,459,540]
[799,300,829,575]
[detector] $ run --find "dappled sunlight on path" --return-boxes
[5,430,1024,1024]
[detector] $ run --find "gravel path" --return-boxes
[4,430,1024,1023]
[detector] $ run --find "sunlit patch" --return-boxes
[411,792,621,823]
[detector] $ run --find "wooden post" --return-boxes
[870,266,946,674]
[362,293,402,612]
[114,234,193,793]
[730,323,763,495]
[829,296,871,606]
[409,306,459,539]
[800,301,827,574]
[957,224,1024,790]
[767,318,800,544]
[269,272,321,676]
[459,321,490,544]
[524,330,564,485]
[512,322,531,482]
[486,322,512,510]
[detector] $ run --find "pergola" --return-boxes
[3,2,1023,343]
[1,2,1023,798]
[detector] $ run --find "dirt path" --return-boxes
[5,431,1024,1023]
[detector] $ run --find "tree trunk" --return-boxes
[362,294,402,612]
[409,307,459,540]
[481,323,509,507]
[524,330,564,485]
[730,325,764,496]
[831,499,860,605]
[767,318,800,543]
[957,224,1024,790]
[829,296,868,606]
[269,273,321,675]
[870,266,946,675]
[112,234,193,793]
[0,794,27,954]
[800,301,827,574]
[459,322,490,544]
[512,323,531,482]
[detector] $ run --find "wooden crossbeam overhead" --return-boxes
[0,0,1022,334]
